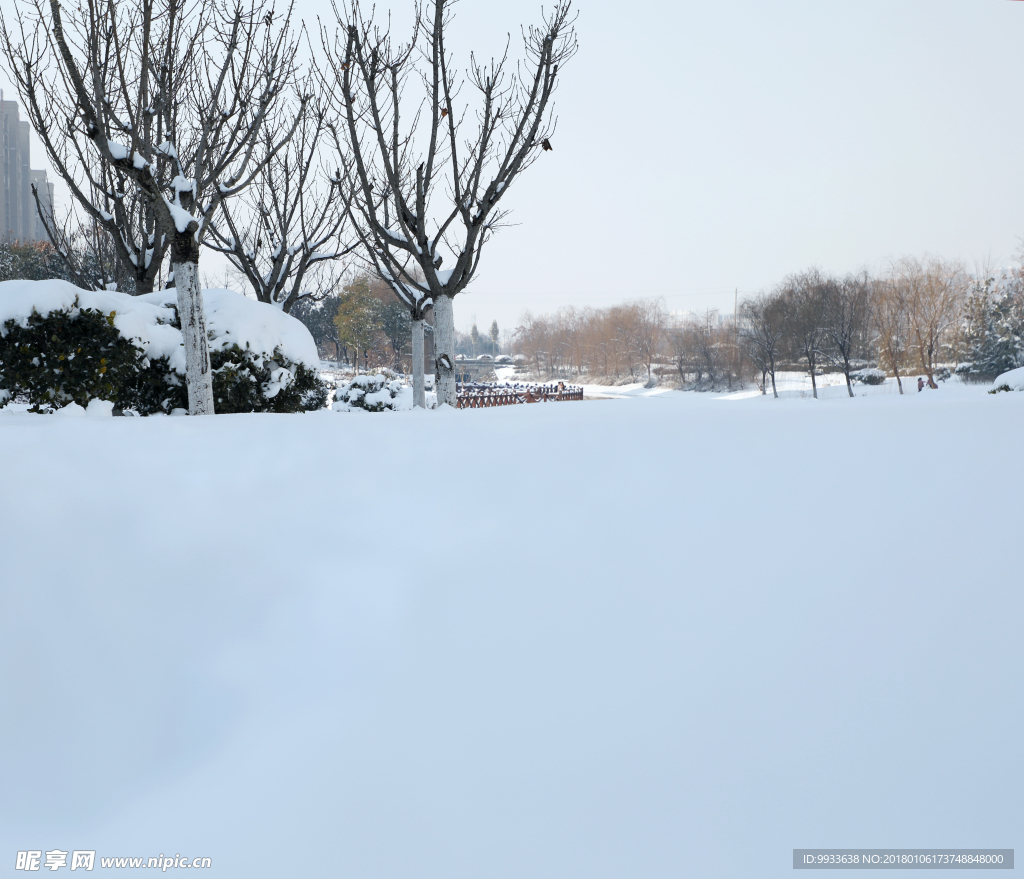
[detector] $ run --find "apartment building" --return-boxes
[1,91,54,243]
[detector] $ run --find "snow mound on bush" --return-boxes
[53,400,114,417]
[138,288,320,370]
[852,367,886,385]
[332,373,414,412]
[0,279,184,370]
[992,366,1024,392]
[0,280,319,374]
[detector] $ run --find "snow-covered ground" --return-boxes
[574,370,962,401]
[497,366,944,401]
[1,385,1021,878]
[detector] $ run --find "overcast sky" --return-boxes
[4,0,1024,334]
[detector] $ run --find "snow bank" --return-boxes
[138,288,320,369]
[51,399,116,417]
[0,280,319,375]
[992,365,1024,392]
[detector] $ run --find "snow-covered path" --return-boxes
[1,389,1021,878]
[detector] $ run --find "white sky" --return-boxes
[4,0,1024,335]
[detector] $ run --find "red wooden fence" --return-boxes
[456,382,584,409]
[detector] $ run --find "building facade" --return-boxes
[1,91,54,243]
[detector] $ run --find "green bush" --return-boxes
[851,367,886,385]
[0,302,151,412]
[212,344,329,413]
[0,299,328,414]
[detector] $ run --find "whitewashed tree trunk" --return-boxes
[411,318,426,408]
[174,260,215,415]
[433,294,457,407]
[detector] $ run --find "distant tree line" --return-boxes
[512,258,1024,392]
[514,300,666,382]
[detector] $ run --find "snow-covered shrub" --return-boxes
[0,300,150,412]
[990,366,1024,394]
[210,345,329,413]
[0,280,328,414]
[851,367,886,385]
[332,373,412,412]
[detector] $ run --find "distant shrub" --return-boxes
[851,367,886,385]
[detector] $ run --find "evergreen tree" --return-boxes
[962,274,1024,379]
[292,295,345,362]
[334,283,385,372]
[0,241,73,283]
[379,299,412,368]
[490,320,500,356]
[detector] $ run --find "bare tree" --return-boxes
[628,299,665,382]
[900,257,964,389]
[874,270,910,394]
[668,310,726,389]
[778,269,829,399]
[821,273,872,398]
[34,209,139,293]
[322,0,577,407]
[2,6,173,294]
[6,0,304,414]
[740,292,785,397]
[206,99,356,312]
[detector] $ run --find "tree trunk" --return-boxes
[919,345,937,389]
[894,361,903,394]
[433,293,457,407]
[136,275,156,296]
[809,356,818,399]
[411,318,426,408]
[172,252,215,415]
[770,369,778,398]
[843,360,854,397]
